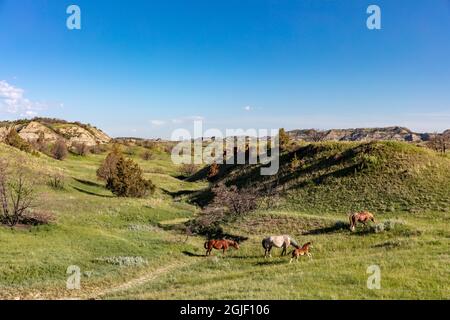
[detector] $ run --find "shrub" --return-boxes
[5,129,33,153]
[33,131,48,153]
[141,150,153,161]
[290,154,304,172]
[19,209,55,226]
[72,142,90,156]
[180,163,198,177]
[90,143,107,154]
[95,256,148,267]
[209,183,257,217]
[47,173,65,190]
[97,145,122,181]
[106,157,155,198]
[51,139,68,160]
[124,147,136,156]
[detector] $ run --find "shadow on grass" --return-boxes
[72,186,114,198]
[182,251,206,258]
[255,259,288,266]
[303,222,348,235]
[73,178,104,188]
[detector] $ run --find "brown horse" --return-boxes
[349,211,376,231]
[290,242,312,263]
[204,239,240,256]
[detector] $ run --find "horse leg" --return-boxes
[268,246,272,258]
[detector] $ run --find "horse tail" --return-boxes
[349,213,354,225]
[290,238,300,249]
[204,241,209,249]
[261,238,267,250]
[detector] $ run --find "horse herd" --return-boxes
[203,211,376,263]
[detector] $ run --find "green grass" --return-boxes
[0,142,449,299]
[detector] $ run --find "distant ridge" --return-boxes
[287,126,448,142]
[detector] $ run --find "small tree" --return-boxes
[427,133,449,154]
[208,183,257,218]
[279,128,291,152]
[52,139,68,160]
[0,161,36,227]
[97,144,122,181]
[309,129,326,142]
[208,162,220,180]
[107,157,155,198]
[35,131,47,153]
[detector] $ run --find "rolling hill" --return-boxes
[0,121,449,299]
[191,141,450,214]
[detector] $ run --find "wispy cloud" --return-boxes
[171,115,205,124]
[150,120,166,126]
[0,80,47,117]
[244,105,252,111]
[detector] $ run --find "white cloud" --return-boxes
[0,80,46,117]
[170,115,205,124]
[24,110,38,117]
[150,120,166,126]
[244,105,252,111]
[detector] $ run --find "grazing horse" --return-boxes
[290,242,313,263]
[204,239,240,256]
[262,235,299,258]
[349,211,376,231]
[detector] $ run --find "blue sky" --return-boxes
[0,0,449,138]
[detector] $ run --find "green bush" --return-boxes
[106,156,155,198]
[5,129,33,153]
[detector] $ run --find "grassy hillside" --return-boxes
[197,141,450,214]
[0,141,449,299]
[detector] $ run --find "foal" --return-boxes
[204,239,240,256]
[290,242,312,263]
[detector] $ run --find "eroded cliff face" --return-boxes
[0,119,111,146]
[287,126,446,142]
[17,121,60,143]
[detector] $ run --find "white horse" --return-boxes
[262,235,299,258]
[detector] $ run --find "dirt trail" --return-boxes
[91,259,198,299]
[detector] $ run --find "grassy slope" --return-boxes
[204,141,450,214]
[0,142,449,299]
[0,144,206,299]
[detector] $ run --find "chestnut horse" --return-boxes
[349,211,376,231]
[290,242,312,263]
[204,239,240,256]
